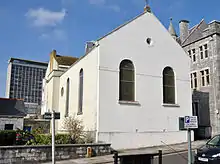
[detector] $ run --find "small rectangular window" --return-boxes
[192,49,196,62]
[188,50,191,59]
[206,69,210,85]
[200,71,205,86]
[5,124,13,130]
[200,46,203,59]
[204,44,208,58]
[193,72,197,88]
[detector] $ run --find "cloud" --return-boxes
[26,8,66,27]
[88,0,120,12]
[39,29,67,40]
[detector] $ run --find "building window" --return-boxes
[188,50,192,60]
[5,124,13,130]
[78,69,83,115]
[163,67,175,104]
[206,69,210,85]
[200,44,208,59]
[119,59,135,101]
[200,69,210,86]
[61,87,64,96]
[191,72,198,89]
[192,49,196,62]
[65,78,70,117]
[200,46,203,59]
[204,44,208,58]
[188,49,196,62]
[200,70,205,86]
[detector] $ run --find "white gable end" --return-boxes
[96,11,192,149]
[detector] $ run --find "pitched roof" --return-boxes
[182,19,208,46]
[0,98,27,117]
[55,55,78,66]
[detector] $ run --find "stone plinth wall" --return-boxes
[0,143,111,164]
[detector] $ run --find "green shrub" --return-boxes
[26,133,72,145]
[0,130,16,146]
[55,134,71,144]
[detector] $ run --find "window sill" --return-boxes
[119,100,140,106]
[162,103,180,107]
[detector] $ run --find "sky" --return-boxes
[0,0,220,97]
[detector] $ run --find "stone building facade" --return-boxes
[42,7,193,150]
[169,18,220,136]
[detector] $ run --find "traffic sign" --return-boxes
[43,112,60,120]
[54,112,60,119]
[43,112,52,119]
[184,116,198,129]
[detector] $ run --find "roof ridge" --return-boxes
[181,19,205,45]
[97,11,148,41]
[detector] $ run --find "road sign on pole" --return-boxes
[43,112,52,119]
[52,110,55,164]
[184,116,198,129]
[183,116,198,164]
[43,111,60,164]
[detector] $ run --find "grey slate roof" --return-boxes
[181,19,209,46]
[0,98,27,117]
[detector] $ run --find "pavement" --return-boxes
[43,140,207,164]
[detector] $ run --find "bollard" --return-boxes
[87,147,92,158]
[113,151,118,164]
[158,150,162,164]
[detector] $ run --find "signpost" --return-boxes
[43,110,60,164]
[183,116,198,164]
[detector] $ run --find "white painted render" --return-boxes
[0,117,24,130]
[42,11,193,149]
[97,12,192,149]
[57,47,99,132]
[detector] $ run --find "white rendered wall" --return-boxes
[57,48,99,133]
[97,12,192,149]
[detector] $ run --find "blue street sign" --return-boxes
[185,116,190,124]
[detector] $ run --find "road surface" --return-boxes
[43,151,196,164]
[154,151,195,164]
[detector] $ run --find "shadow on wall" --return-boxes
[192,90,212,140]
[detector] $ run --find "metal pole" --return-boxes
[113,151,118,164]
[187,129,192,164]
[158,150,162,164]
[52,110,55,164]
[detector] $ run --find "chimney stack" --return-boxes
[179,20,189,43]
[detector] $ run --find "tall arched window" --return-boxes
[119,60,135,101]
[163,67,175,104]
[78,69,83,114]
[65,78,70,117]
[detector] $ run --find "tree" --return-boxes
[62,115,84,144]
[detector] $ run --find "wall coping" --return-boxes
[0,143,111,149]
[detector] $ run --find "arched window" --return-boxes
[65,78,70,117]
[119,60,135,101]
[163,67,175,104]
[78,69,83,114]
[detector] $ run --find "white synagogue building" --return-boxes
[41,6,193,149]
